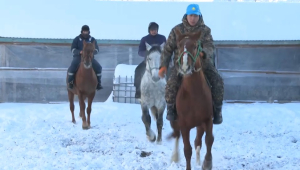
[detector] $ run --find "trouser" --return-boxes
[67,56,102,82]
[134,60,146,89]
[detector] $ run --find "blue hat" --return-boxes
[186,4,201,16]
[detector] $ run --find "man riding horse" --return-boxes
[67,25,103,90]
[134,22,166,98]
[158,4,224,124]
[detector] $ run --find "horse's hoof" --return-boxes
[202,159,212,170]
[171,155,179,163]
[156,136,162,145]
[156,139,162,145]
[72,120,76,124]
[196,146,201,165]
[82,126,89,130]
[147,135,156,142]
[82,122,90,130]
[146,130,156,142]
[171,152,180,163]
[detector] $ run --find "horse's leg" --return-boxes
[68,90,76,123]
[141,104,156,142]
[78,94,88,129]
[195,126,205,166]
[155,107,164,144]
[202,121,214,170]
[181,128,192,170]
[86,92,95,129]
[169,120,180,163]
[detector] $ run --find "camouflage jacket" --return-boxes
[160,15,215,68]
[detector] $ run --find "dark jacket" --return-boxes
[71,34,99,57]
[138,34,166,59]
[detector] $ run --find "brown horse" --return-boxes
[66,40,98,129]
[168,30,214,170]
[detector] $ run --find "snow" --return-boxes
[0,101,299,170]
[114,64,137,78]
[1,1,300,40]
[1,0,300,169]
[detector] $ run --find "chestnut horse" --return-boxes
[168,30,214,170]
[66,40,98,129]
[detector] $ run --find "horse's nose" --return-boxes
[152,76,160,82]
[182,65,190,72]
[84,61,92,68]
[185,66,191,72]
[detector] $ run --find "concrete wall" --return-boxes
[0,44,143,103]
[1,41,300,103]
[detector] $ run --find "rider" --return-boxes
[67,25,103,90]
[158,4,224,124]
[134,22,166,99]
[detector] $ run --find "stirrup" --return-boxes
[213,105,223,124]
[166,103,177,121]
[96,84,103,90]
[68,81,74,90]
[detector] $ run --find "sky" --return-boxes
[0,0,300,40]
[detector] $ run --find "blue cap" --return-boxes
[186,4,201,16]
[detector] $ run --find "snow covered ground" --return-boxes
[0,98,299,170]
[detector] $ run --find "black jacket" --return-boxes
[71,34,99,57]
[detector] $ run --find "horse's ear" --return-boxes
[83,40,86,46]
[145,42,152,51]
[160,42,165,51]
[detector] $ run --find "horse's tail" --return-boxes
[166,131,181,140]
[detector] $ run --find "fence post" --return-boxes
[129,47,132,65]
[0,45,7,102]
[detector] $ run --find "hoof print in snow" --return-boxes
[291,139,297,143]
[140,151,151,157]
[223,155,231,160]
[277,156,281,158]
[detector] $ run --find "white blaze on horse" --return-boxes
[139,42,166,144]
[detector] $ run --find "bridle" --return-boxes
[177,38,203,72]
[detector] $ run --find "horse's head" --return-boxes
[175,29,205,76]
[145,42,165,82]
[81,40,95,69]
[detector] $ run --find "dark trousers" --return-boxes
[134,61,146,88]
[67,56,102,83]
[68,56,102,74]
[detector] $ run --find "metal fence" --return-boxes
[1,38,300,103]
[112,75,139,104]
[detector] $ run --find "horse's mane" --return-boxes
[146,45,162,56]
[83,41,95,52]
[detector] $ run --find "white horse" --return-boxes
[140,42,166,144]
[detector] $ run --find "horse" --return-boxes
[66,40,98,130]
[168,30,214,170]
[139,42,166,144]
